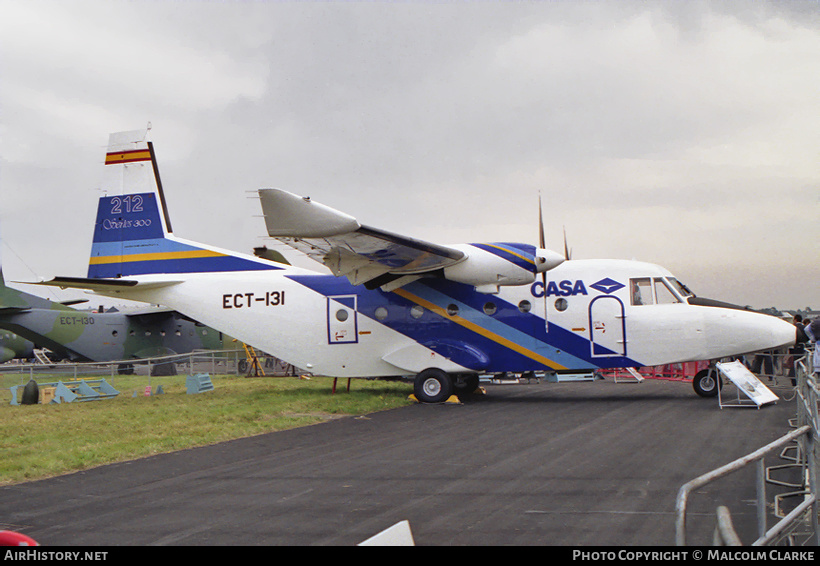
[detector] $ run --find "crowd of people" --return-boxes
[750,313,818,385]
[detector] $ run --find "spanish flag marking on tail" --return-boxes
[105,149,152,165]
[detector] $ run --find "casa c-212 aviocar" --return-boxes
[40,128,798,403]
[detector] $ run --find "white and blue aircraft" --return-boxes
[40,129,798,403]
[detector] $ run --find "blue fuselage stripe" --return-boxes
[288,274,641,372]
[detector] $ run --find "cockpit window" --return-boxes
[654,278,681,304]
[630,278,653,306]
[666,278,694,298]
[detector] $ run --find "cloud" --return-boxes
[0,0,817,310]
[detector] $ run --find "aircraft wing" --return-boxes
[258,188,465,288]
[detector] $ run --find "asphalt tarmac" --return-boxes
[0,377,802,546]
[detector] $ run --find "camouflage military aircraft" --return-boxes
[0,268,230,368]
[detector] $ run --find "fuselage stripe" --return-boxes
[89,249,225,265]
[481,243,535,266]
[392,287,567,370]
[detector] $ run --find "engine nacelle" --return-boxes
[443,243,564,292]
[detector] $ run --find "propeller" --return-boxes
[535,193,568,334]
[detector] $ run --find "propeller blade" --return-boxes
[563,226,571,260]
[538,194,547,286]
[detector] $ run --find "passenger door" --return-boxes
[327,295,358,344]
[589,295,626,357]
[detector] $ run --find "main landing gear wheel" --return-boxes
[414,368,453,404]
[693,368,720,398]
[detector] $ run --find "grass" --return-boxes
[0,374,414,486]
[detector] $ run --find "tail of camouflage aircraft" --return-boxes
[0,231,74,311]
[88,128,281,279]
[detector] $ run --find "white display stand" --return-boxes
[716,360,778,409]
[358,520,415,546]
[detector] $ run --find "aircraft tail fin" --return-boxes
[88,128,280,278]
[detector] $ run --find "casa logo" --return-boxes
[531,279,588,298]
[589,278,625,294]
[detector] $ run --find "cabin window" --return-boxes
[111,330,118,337]
[446,304,459,316]
[483,302,497,316]
[654,278,681,304]
[554,298,568,312]
[410,305,424,319]
[335,309,349,322]
[374,307,388,321]
[629,278,653,306]
[518,300,532,313]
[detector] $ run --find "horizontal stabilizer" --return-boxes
[32,276,182,293]
[0,307,32,315]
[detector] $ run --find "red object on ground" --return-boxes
[0,530,39,546]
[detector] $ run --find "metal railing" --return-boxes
[675,346,818,546]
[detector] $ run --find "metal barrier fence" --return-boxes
[675,346,819,546]
[601,351,803,388]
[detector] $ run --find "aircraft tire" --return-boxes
[414,368,453,404]
[21,380,39,405]
[693,368,720,398]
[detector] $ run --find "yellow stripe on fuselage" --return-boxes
[89,249,225,265]
[392,287,566,371]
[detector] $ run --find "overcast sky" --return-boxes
[1,0,818,311]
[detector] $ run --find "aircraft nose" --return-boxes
[749,313,796,350]
[702,309,795,357]
[758,313,797,350]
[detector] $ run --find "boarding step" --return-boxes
[186,373,214,394]
[544,371,601,382]
[33,349,53,364]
